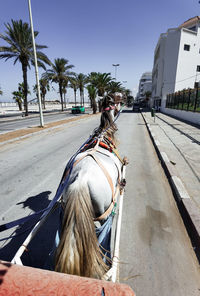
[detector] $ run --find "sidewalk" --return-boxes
[141,111,200,258]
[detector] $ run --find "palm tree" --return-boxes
[87,85,97,114]
[43,58,74,111]
[88,72,113,111]
[76,73,87,106]
[40,78,50,109]
[12,82,30,111]
[0,87,2,96]
[33,78,50,109]
[0,19,51,116]
[107,81,123,94]
[12,91,23,111]
[124,88,131,97]
[62,79,68,108]
[88,72,113,97]
[69,75,78,106]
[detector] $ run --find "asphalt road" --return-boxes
[0,109,199,294]
[118,110,200,295]
[0,110,85,133]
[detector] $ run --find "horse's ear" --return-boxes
[102,94,114,109]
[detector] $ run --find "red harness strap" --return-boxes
[99,141,113,152]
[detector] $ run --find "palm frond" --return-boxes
[0,46,18,53]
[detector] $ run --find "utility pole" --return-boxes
[28,0,44,127]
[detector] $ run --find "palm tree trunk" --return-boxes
[74,89,77,106]
[79,89,82,105]
[59,82,64,111]
[43,95,46,109]
[22,63,28,116]
[17,100,22,111]
[80,89,84,106]
[64,92,66,108]
[92,98,97,114]
[90,97,92,108]
[83,89,85,106]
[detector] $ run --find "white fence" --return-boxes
[0,102,17,107]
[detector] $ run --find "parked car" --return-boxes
[132,103,140,112]
[71,105,85,114]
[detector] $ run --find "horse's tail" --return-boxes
[55,176,108,278]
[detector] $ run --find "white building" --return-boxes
[152,16,200,118]
[136,72,152,102]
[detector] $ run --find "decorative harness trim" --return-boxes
[102,106,115,112]
[82,136,125,165]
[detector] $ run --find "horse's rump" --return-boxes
[63,147,121,219]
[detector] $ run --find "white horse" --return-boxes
[55,95,126,279]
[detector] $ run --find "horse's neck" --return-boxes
[109,109,115,121]
[102,132,115,147]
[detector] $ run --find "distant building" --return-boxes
[136,72,152,103]
[152,16,200,112]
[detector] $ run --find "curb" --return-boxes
[141,112,200,262]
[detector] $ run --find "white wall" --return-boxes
[164,108,200,125]
[0,102,17,107]
[153,19,200,124]
[161,29,181,109]
[153,35,166,99]
[175,28,200,91]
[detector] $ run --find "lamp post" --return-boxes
[112,64,120,80]
[28,0,44,127]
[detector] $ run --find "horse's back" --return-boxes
[65,147,121,219]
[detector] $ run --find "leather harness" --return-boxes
[61,146,122,221]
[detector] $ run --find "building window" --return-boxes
[197,65,200,72]
[184,44,190,51]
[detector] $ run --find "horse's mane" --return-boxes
[93,95,118,145]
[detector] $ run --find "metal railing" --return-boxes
[166,88,200,112]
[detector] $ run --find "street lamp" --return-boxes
[112,64,120,80]
[28,0,44,127]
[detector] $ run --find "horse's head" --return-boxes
[101,93,124,118]
[99,94,120,140]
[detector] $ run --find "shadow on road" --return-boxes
[122,110,134,113]
[0,191,60,269]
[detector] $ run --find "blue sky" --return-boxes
[0,0,199,102]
